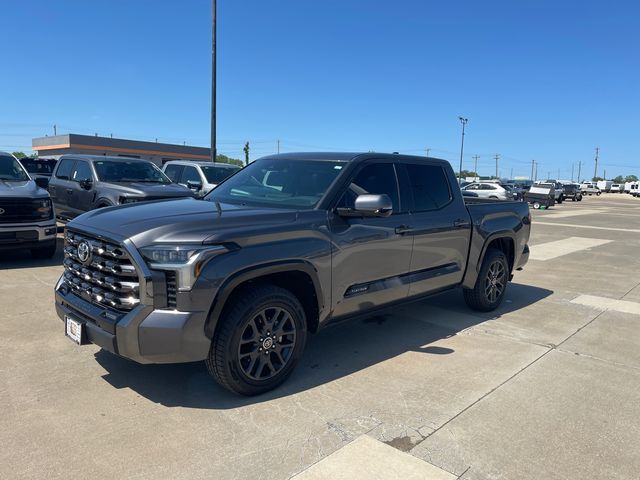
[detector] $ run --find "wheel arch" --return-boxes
[462,232,516,289]
[204,261,324,340]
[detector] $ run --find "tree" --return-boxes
[613,175,625,183]
[12,151,26,159]
[214,153,244,167]
[459,170,478,178]
[625,175,638,182]
[592,176,603,182]
[243,142,250,166]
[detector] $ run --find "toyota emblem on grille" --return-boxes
[0,208,4,215]
[77,241,92,264]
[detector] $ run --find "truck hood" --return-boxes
[101,182,194,197]
[0,179,49,199]
[69,198,300,246]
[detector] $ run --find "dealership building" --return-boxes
[32,134,211,166]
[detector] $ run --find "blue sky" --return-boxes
[1,0,638,179]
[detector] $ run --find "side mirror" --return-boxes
[187,180,203,191]
[34,177,49,189]
[337,194,393,218]
[80,178,93,190]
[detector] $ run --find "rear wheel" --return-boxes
[463,248,509,312]
[206,284,307,396]
[532,201,541,209]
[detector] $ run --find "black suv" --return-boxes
[561,183,582,202]
[48,155,194,221]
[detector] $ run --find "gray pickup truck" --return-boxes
[55,152,530,395]
[0,152,57,258]
[48,155,194,221]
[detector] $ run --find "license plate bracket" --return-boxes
[65,316,85,345]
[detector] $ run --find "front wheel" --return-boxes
[557,195,563,204]
[206,284,307,396]
[463,248,509,312]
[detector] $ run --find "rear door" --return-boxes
[329,161,413,317]
[400,161,472,297]
[50,158,76,219]
[164,164,184,183]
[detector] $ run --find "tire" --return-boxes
[463,248,509,312]
[578,196,582,201]
[572,197,576,202]
[533,201,541,209]
[31,242,57,259]
[557,196,563,204]
[206,284,307,396]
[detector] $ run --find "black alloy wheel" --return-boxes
[237,306,297,381]
[484,259,506,304]
[463,248,510,312]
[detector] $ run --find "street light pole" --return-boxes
[210,0,217,163]
[458,117,468,183]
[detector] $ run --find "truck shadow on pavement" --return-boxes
[95,282,552,410]
[0,237,64,269]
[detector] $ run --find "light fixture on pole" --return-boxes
[458,117,468,183]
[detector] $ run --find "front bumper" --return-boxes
[0,221,57,251]
[54,229,212,364]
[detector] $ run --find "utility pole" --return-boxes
[531,160,535,180]
[593,147,599,180]
[557,168,560,180]
[571,163,574,182]
[494,154,500,179]
[277,139,280,154]
[604,169,607,181]
[458,117,468,183]
[577,161,582,182]
[534,162,538,181]
[473,155,479,179]
[510,167,513,179]
[426,148,431,158]
[53,124,57,136]
[210,0,217,163]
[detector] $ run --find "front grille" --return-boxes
[63,230,140,311]
[165,271,177,309]
[0,197,52,223]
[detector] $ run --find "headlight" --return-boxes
[140,244,228,291]
[119,196,142,204]
[36,198,53,218]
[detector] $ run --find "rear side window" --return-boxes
[405,164,452,211]
[164,164,183,182]
[55,159,75,179]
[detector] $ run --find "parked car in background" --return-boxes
[162,160,241,197]
[525,183,555,209]
[623,182,634,194]
[597,180,612,192]
[0,151,57,258]
[536,180,564,203]
[55,152,531,395]
[461,182,514,200]
[504,183,525,201]
[580,183,601,196]
[18,157,58,181]
[610,184,622,193]
[562,183,583,202]
[630,183,639,197]
[48,155,194,221]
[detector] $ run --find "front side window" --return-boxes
[93,160,171,184]
[201,165,240,184]
[404,164,452,211]
[180,166,201,184]
[206,158,345,209]
[55,158,75,180]
[0,154,29,181]
[338,163,400,212]
[71,161,93,182]
[164,164,183,182]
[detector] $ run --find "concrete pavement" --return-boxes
[1,194,639,479]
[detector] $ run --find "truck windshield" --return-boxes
[0,154,30,181]
[205,158,346,209]
[201,165,241,184]
[93,160,171,184]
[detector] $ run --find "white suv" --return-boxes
[163,160,241,197]
[461,182,513,200]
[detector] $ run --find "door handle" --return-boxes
[453,219,470,228]
[395,225,413,235]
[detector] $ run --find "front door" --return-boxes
[329,161,413,318]
[68,160,96,217]
[49,158,76,220]
[399,161,471,297]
